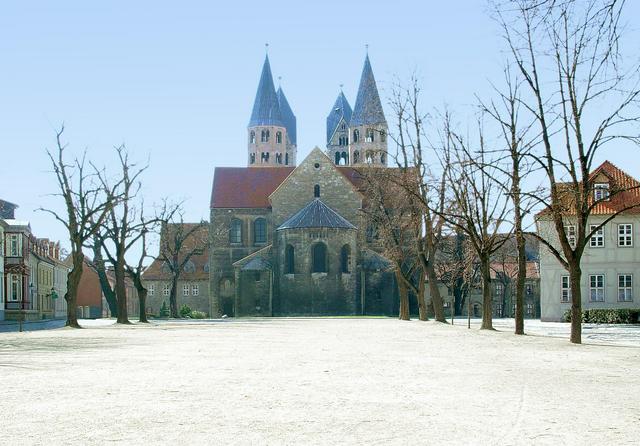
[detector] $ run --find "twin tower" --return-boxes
[247,53,388,168]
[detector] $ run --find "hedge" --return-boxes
[563,308,640,324]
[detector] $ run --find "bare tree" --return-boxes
[494,0,640,343]
[40,126,122,328]
[91,233,117,317]
[157,217,208,318]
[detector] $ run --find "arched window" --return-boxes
[314,184,320,198]
[341,122,347,131]
[261,152,270,162]
[261,129,270,142]
[353,129,360,143]
[380,130,386,142]
[276,131,282,144]
[285,153,289,165]
[312,243,327,273]
[341,151,348,165]
[229,219,242,244]
[380,152,386,164]
[183,260,195,273]
[253,218,266,244]
[353,150,359,163]
[249,153,256,164]
[285,244,295,274]
[366,128,374,142]
[250,131,256,144]
[366,151,374,163]
[275,153,282,164]
[335,152,341,164]
[341,244,351,273]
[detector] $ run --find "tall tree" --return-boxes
[494,0,640,343]
[40,126,122,328]
[157,217,208,318]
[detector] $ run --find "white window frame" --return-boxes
[589,224,605,248]
[589,274,605,302]
[192,284,199,296]
[618,274,633,302]
[6,233,22,257]
[163,284,170,296]
[183,284,190,296]
[561,275,571,303]
[495,283,504,295]
[8,273,22,301]
[148,284,154,296]
[526,303,534,315]
[565,225,577,249]
[594,183,610,201]
[618,223,633,247]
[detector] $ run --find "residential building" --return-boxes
[537,161,640,321]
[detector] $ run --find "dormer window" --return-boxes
[594,183,610,201]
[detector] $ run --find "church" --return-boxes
[208,53,401,317]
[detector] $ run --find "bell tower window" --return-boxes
[261,130,270,142]
[276,131,282,144]
[314,184,320,198]
[353,129,360,143]
[250,131,256,144]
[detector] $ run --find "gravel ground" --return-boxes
[1,318,639,445]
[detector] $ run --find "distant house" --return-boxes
[537,161,640,321]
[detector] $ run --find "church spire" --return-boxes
[249,54,284,127]
[277,86,297,146]
[350,54,386,127]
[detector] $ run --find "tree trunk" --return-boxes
[480,257,494,330]
[169,276,179,318]
[426,262,446,322]
[115,254,130,324]
[95,263,117,318]
[417,274,428,321]
[514,232,526,335]
[65,251,84,328]
[138,288,148,323]
[396,272,410,321]
[569,263,582,344]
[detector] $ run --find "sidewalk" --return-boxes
[0,318,66,333]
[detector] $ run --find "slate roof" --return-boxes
[350,55,386,127]
[362,249,393,271]
[277,199,356,230]
[326,91,353,144]
[277,87,297,145]
[210,167,295,208]
[249,55,284,127]
[232,245,272,271]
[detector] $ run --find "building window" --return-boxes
[230,219,242,244]
[365,151,374,164]
[618,223,633,247]
[526,303,534,315]
[192,284,199,296]
[594,183,610,201]
[353,129,360,143]
[366,128,374,142]
[353,150,359,163]
[285,245,295,274]
[341,244,351,273]
[314,184,320,198]
[380,130,386,142]
[525,284,533,295]
[276,131,282,144]
[561,276,571,303]
[254,218,266,244]
[183,284,190,296]
[261,129,269,142]
[338,136,348,146]
[163,284,170,296]
[250,131,256,144]
[495,283,504,296]
[8,274,21,301]
[335,152,341,164]
[183,261,195,273]
[148,284,155,296]
[340,122,346,131]
[589,274,605,302]
[495,302,503,316]
[6,234,22,257]
[618,274,633,302]
[341,151,348,165]
[380,153,386,164]
[285,153,289,165]
[589,224,605,248]
[565,225,577,249]
[250,153,256,164]
[312,243,327,273]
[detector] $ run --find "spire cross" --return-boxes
[365,43,369,54]
[265,43,269,54]
[339,83,344,91]
[278,76,282,88]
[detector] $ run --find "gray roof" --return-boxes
[278,199,356,230]
[362,249,393,271]
[277,87,297,145]
[326,91,352,144]
[350,55,386,127]
[249,55,284,127]
[242,256,271,271]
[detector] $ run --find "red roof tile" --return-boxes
[210,167,295,209]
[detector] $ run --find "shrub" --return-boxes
[189,310,207,319]
[564,308,640,324]
[179,304,192,318]
[159,301,170,318]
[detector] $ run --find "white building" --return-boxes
[538,161,640,321]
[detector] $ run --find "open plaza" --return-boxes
[1,318,639,445]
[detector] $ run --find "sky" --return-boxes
[1,0,639,253]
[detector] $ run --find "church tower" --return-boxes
[326,90,352,165]
[348,54,388,166]
[247,55,297,167]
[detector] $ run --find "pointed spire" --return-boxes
[249,54,284,127]
[350,54,386,127]
[277,86,297,145]
[326,90,353,144]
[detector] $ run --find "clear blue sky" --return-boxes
[2,1,639,250]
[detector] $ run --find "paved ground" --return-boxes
[1,318,639,445]
[0,319,66,333]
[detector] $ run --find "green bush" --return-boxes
[159,301,170,318]
[563,308,640,324]
[189,310,207,319]
[179,304,192,318]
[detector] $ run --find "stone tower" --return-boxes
[326,90,353,165]
[247,55,297,167]
[348,54,388,166]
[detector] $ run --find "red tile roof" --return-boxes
[210,167,294,209]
